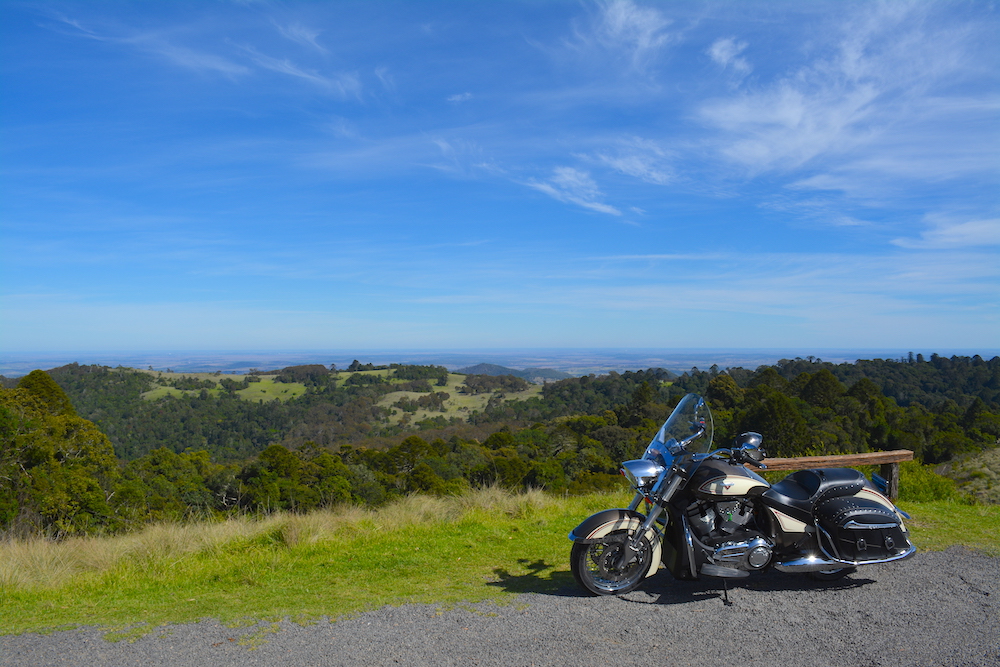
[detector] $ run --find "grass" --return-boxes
[0,489,600,636]
[939,447,1000,504]
[1,489,996,639]
[136,369,543,412]
[138,371,310,403]
[377,373,544,426]
[235,377,307,402]
[896,500,1000,556]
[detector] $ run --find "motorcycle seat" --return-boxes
[762,468,868,525]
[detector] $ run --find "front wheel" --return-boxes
[570,530,654,596]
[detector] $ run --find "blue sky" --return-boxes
[2,0,998,353]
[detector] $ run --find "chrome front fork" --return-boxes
[616,473,682,569]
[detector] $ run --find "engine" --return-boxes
[686,498,754,537]
[686,499,773,571]
[712,536,773,570]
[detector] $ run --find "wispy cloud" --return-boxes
[557,0,680,77]
[708,37,750,75]
[593,137,673,185]
[698,4,982,175]
[238,45,361,97]
[526,167,622,216]
[143,41,251,77]
[7,2,997,350]
[594,0,676,71]
[427,138,496,176]
[893,218,1000,249]
[273,21,327,53]
[48,13,251,78]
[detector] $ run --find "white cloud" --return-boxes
[561,0,678,75]
[239,46,361,97]
[708,37,750,74]
[50,13,251,78]
[375,67,395,92]
[598,0,674,68]
[697,3,984,175]
[147,41,252,77]
[526,167,622,216]
[893,218,1000,249]
[273,21,327,53]
[701,79,881,172]
[594,137,673,185]
[447,92,473,102]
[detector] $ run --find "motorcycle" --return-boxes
[569,393,916,597]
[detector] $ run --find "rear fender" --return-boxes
[569,508,662,580]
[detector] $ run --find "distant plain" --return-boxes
[5,348,998,378]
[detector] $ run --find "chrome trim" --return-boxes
[621,459,664,489]
[777,543,917,572]
[774,554,847,573]
[815,522,918,566]
[626,492,643,512]
[844,520,899,530]
[713,536,773,570]
[679,511,698,580]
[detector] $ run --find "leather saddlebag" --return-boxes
[815,497,907,563]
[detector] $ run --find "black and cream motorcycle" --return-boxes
[569,393,916,596]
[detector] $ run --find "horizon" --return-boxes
[2,1,997,352]
[3,347,998,379]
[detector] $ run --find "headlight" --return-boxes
[621,459,664,490]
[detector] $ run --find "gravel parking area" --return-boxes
[2,546,997,667]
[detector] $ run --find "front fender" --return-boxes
[568,508,662,580]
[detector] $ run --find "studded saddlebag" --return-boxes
[815,497,907,563]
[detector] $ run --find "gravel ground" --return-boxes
[2,546,997,667]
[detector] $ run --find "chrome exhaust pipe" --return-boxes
[774,555,849,573]
[776,543,917,572]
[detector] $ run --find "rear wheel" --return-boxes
[807,566,856,581]
[571,530,654,596]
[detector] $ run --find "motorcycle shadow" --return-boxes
[487,560,877,603]
[637,569,877,606]
[488,559,589,597]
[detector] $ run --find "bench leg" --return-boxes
[880,462,900,500]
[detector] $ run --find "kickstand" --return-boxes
[721,579,732,606]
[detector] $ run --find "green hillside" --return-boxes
[1,355,998,539]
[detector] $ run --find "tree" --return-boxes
[738,389,810,457]
[0,388,120,536]
[799,369,844,409]
[707,374,744,409]
[17,370,77,416]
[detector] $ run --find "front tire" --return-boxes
[571,530,654,596]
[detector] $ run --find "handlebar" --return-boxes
[714,446,767,469]
[677,423,707,449]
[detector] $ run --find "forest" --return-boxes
[1,354,998,537]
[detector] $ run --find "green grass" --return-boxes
[1,489,996,639]
[377,373,544,426]
[0,489,599,636]
[135,369,544,410]
[896,500,1000,556]
[235,377,307,402]
[137,370,310,403]
[939,447,1000,504]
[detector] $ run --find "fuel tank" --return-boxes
[690,458,769,500]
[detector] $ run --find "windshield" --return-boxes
[642,393,714,467]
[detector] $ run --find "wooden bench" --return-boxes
[753,450,914,499]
